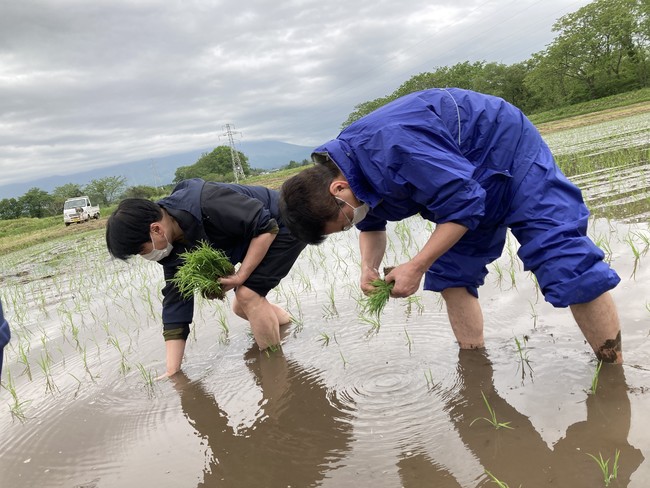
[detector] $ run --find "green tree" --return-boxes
[0,198,23,220]
[19,188,54,218]
[84,176,127,206]
[526,0,649,108]
[51,183,85,214]
[120,185,162,200]
[342,60,534,127]
[173,146,250,184]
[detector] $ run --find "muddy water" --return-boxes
[1,213,648,488]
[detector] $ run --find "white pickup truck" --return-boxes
[63,196,100,226]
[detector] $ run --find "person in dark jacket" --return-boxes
[106,178,306,378]
[279,88,622,363]
[0,299,10,379]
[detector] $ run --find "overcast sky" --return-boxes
[0,0,592,188]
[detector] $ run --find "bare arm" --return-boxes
[387,221,468,298]
[359,230,387,294]
[219,232,277,291]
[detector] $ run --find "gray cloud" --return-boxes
[0,0,590,186]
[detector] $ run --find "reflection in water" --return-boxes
[172,348,352,487]
[399,350,644,487]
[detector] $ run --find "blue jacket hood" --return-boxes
[313,88,543,232]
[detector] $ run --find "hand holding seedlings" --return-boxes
[381,262,425,298]
[171,241,235,300]
[361,266,395,317]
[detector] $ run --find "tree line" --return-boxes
[0,145,312,221]
[0,176,154,220]
[342,0,649,126]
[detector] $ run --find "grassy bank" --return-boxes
[529,87,650,126]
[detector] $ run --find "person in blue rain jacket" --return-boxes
[279,88,622,363]
[0,299,10,379]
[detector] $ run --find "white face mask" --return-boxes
[336,197,370,230]
[141,232,173,262]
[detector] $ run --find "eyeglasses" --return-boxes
[335,197,354,231]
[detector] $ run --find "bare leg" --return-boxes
[232,286,281,350]
[441,287,485,349]
[270,303,292,325]
[232,297,291,325]
[570,292,622,363]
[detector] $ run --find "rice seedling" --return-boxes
[80,346,96,381]
[623,233,642,279]
[424,368,436,391]
[323,283,339,318]
[338,349,348,368]
[588,360,603,395]
[360,278,394,317]
[263,343,281,357]
[360,314,382,335]
[136,363,156,394]
[514,335,534,382]
[214,306,230,345]
[403,295,424,317]
[170,241,235,300]
[508,266,517,290]
[484,470,520,487]
[107,335,130,375]
[36,352,59,395]
[318,332,331,347]
[470,391,513,430]
[17,341,32,381]
[528,301,538,329]
[586,449,620,486]
[2,368,29,422]
[404,326,413,352]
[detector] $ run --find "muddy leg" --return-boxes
[569,291,622,363]
[441,287,485,349]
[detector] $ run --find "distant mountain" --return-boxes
[0,140,314,199]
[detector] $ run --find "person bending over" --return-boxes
[107,178,306,377]
[279,88,622,363]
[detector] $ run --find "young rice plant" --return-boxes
[361,278,395,317]
[171,241,235,300]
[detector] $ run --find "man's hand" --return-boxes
[219,271,245,293]
[385,262,425,298]
[155,368,180,381]
[360,265,381,295]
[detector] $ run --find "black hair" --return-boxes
[279,159,342,244]
[106,198,163,260]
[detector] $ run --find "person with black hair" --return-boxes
[279,88,622,363]
[106,178,306,378]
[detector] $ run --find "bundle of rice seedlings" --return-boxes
[361,278,395,317]
[170,241,235,300]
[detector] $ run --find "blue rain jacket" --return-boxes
[314,88,620,306]
[314,88,542,232]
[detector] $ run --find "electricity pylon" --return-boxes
[222,124,245,183]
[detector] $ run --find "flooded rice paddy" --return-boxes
[1,114,649,488]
